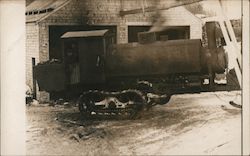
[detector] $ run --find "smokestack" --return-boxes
[206,21,224,49]
[205,22,217,49]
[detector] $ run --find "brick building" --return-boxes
[26,0,202,101]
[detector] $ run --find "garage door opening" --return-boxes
[128,26,190,43]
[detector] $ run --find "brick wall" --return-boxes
[81,0,156,43]
[43,0,85,25]
[26,23,39,90]
[38,0,86,63]
[81,0,202,42]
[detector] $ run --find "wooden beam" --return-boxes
[218,0,242,88]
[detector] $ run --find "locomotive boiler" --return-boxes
[34,22,228,118]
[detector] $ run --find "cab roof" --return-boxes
[61,29,109,39]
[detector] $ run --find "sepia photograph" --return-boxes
[1,0,249,155]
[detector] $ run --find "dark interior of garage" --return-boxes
[128,25,190,43]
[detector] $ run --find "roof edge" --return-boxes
[36,0,74,24]
[182,6,203,23]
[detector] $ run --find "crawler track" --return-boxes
[78,90,147,119]
[78,89,171,119]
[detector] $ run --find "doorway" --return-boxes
[32,57,37,99]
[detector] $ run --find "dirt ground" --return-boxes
[26,91,241,155]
